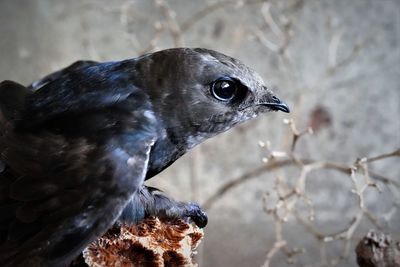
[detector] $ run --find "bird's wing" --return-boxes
[0,120,156,266]
[21,61,138,128]
[0,80,30,121]
[0,71,158,266]
[28,60,98,90]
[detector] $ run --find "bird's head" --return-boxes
[133,48,289,147]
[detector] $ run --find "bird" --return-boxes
[0,47,289,266]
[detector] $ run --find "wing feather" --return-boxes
[0,65,158,266]
[20,60,138,128]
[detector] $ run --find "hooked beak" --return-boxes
[261,95,290,113]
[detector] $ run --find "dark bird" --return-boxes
[0,48,289,266]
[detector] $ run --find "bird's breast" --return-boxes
[145,130,187,180]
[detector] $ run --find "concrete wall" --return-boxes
[1,0,399,266]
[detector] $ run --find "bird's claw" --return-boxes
[183,202,208,228]
[119,187,208,228]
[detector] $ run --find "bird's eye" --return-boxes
[210,78,238,101]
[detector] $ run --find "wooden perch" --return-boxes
[355,230,400,267]
[70,217,204,267]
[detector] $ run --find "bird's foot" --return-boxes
[178,202,208,228]
[119,186,208,228]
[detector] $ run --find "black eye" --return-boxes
[210,78,238,101]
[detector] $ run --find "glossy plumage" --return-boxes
[0,48,289,266]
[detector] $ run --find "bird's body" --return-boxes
[0,48,289,266]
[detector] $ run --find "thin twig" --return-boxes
[203,150,399,210]
[154,0,185,47]
[261,240,287,267]
[181,0,266,33]
[206,120,399,266]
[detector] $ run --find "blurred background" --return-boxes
[0,0,399,266]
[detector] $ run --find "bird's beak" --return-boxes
[259,95,290,113]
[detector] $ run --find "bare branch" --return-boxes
[205,120,399,265]
[203,150,399,210]
[154,0,185,47]
[365,149,400,163]
[261,240,287,267]
[181,0,266,33]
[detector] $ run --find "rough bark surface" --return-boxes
[356,230,400,267]
[70,218,203,267]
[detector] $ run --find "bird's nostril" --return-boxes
[271,95,280,103]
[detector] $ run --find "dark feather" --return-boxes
[0,70,157,266]
[28,60,98,90]
[0,80,30,121]
[0,48,289,266]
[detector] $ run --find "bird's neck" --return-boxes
[145,128,187,180]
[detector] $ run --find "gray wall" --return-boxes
[1,0,399,266]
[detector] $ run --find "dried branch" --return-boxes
[154,0,185,47]
[202,158,293,210]
[139,22,165,55]
[261,240,286,267]
[252,2,293,55]
[180,0,266,33]
[203,147,399,211]
[203,120,399,266]
[365,149,400,163]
